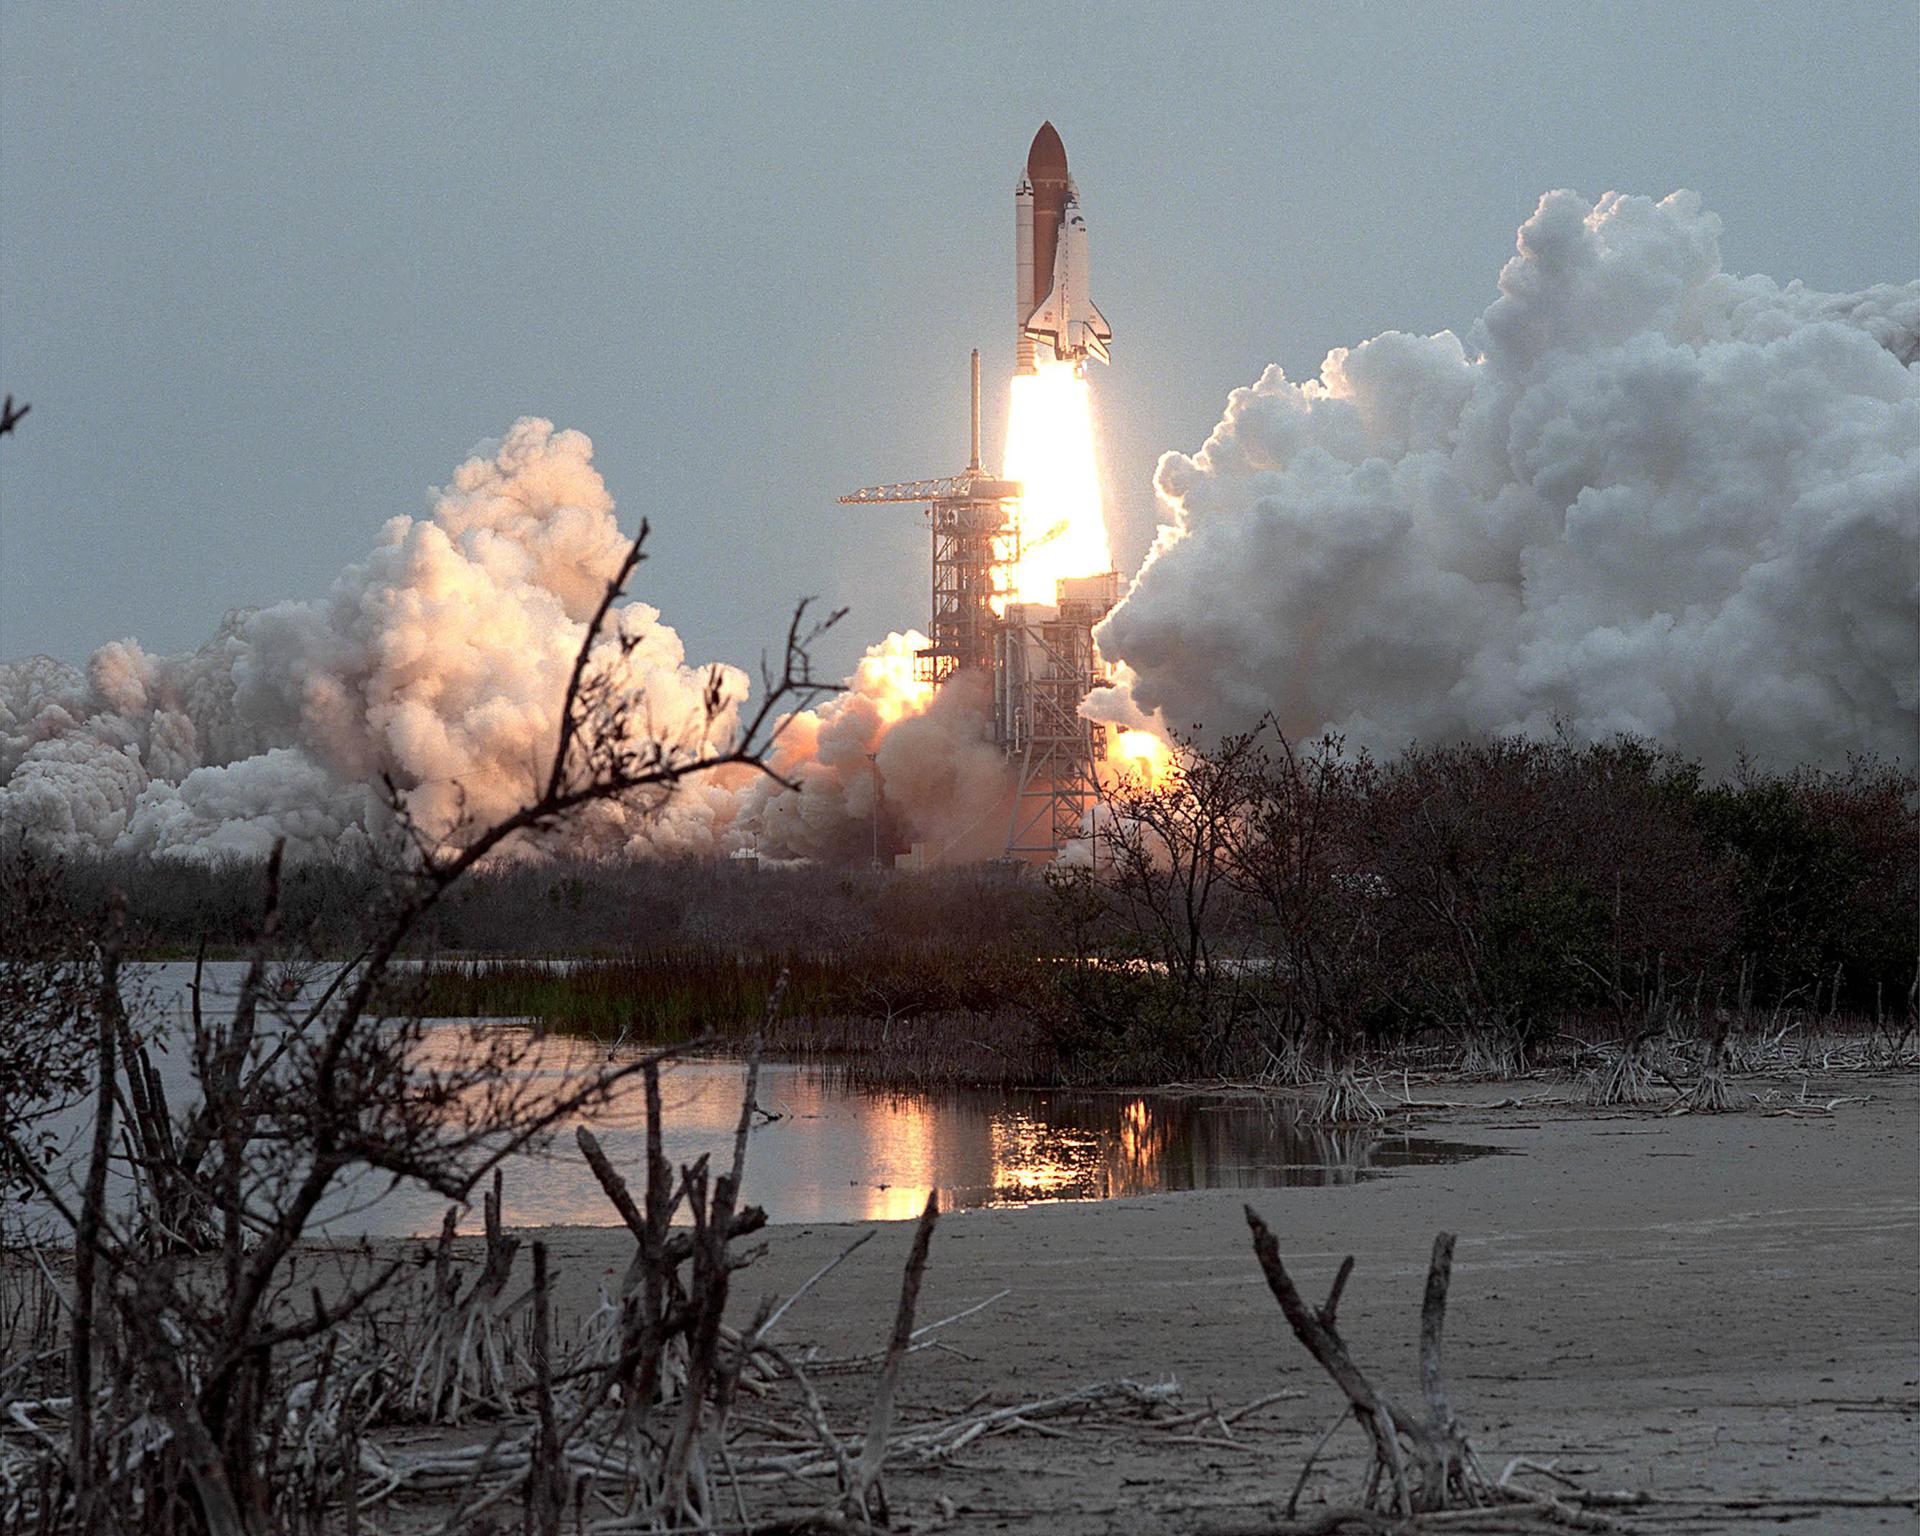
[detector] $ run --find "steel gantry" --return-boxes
[840,352,1117,862]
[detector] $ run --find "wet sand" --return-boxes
[511,1070,1918,1532]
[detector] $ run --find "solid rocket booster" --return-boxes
[1015,121,1111,375]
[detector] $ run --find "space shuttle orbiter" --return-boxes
[1015,121,1111,375]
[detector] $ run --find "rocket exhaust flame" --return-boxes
[1107,727,1173,786]
[1003,360,1112,607]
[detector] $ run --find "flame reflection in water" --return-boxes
[91,969,1503,1240]
[381,1036,1499,1236]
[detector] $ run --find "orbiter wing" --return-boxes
[1022,199,1111,367]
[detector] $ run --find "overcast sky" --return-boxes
[3,2,1915,680]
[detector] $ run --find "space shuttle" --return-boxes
[1015,121,1111,375]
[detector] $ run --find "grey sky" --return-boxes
[3,2,1915,682]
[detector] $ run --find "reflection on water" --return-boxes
[872,1082,1492,1212]
[384,1039,1501,1236]
[82,965,1503,1239]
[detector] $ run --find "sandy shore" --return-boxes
[469,1072,1919,1532]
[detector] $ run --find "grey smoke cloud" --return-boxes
[1091,190,1919,769]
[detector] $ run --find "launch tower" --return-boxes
[998,571,1119,859]
[840,123,1118,863]
[840,352,1115,862]
[841,353,1021,686]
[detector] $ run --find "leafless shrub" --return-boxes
[1670,1010,1744,1114]
[1309,1068,1387,1126]
[1085,730,1264,1026]
[1226,730,1388,1091]
[1585,1030,1664,1106]
[0,527,841,1534]
[0,851,100,1210]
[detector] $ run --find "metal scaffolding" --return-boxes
[997,579,1115,858]
[840,352,1117,862]
[924,484,1020,684]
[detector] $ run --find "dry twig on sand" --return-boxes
[846,1190,937,1526]
[1242,1211,1630,1532]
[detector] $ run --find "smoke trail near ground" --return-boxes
[0,420,751,862]
[0,423,1016,867]
[738,634,1012,864]
[1090,190,1919,769]
[9,189,1912,869]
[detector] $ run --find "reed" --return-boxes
[397,942,1049,1044]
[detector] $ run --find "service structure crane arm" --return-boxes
[839,476,975,505]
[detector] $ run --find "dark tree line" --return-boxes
[5,849,1050,962]
[4,729,1912,1095]
[1053,730,1916,1082]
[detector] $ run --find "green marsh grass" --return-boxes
[398,942,1051,1057]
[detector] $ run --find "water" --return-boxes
[23,963,1503,1237]
[399,1052,1503,1233]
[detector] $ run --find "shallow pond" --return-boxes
[407,1050,1506,1233]
[27,963,1504,1237]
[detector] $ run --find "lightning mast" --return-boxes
[841,351,1021,686]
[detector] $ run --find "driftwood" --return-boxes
[525,1241,563,1536]
[1244,1212,1476,1515]
[1243,1211,1623,1530]
[848,1190,937,1525]
[403,1170,522,1421]
[1310,1068,1385,1126]
[1585,1023,1665,1107]
[1668,1010,1741,1114]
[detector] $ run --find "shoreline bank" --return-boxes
[431,1072,1918,1530]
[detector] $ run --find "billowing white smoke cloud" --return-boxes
[740,634,1012,864]
[18,191,1901,869]
[1,420,749,862]
[1093,191,1920,768]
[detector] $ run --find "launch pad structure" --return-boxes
[840,351,1116,863]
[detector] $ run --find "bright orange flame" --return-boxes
[1003,361,1112,605]
[1106,727,1173,787]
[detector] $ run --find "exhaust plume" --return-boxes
[1092,190,1919,769]
[740,634,1012,864]
[1,420,749,862]
[1005,360,1113,604]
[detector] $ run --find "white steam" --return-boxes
[1093,190,1919,768]
[10,191,1912,870]
[1,422,1013,868]
[740,634,1012,864]
[1,420,749,862]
